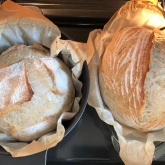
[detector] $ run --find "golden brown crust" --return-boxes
[100,27,154,123]
[24,65,34,102]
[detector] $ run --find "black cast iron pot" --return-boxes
[0,32,90,160]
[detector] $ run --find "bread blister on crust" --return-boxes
[100,26,158,132]
[0,44,75,141]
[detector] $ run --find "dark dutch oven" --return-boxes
[61,31,90,137]
[109,125,165,160]
[0,31,90,156]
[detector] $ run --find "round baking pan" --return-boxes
[109,125,165,160]
[0,31,89,155]
[61,31,90,137]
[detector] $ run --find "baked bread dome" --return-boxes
[0,43,75,141]
[99,26,165,132]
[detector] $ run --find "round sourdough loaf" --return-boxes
[0,43,75,141]
[99,26,165,132]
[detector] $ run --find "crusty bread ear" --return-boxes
[100,26,165,132]
[0,44,75,141]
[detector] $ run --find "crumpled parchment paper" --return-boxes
[0,0,87,157]
[87,0,165,164]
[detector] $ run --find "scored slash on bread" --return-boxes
[41,58,70,95]
[0,60,33,117]
[0,44,75,141]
